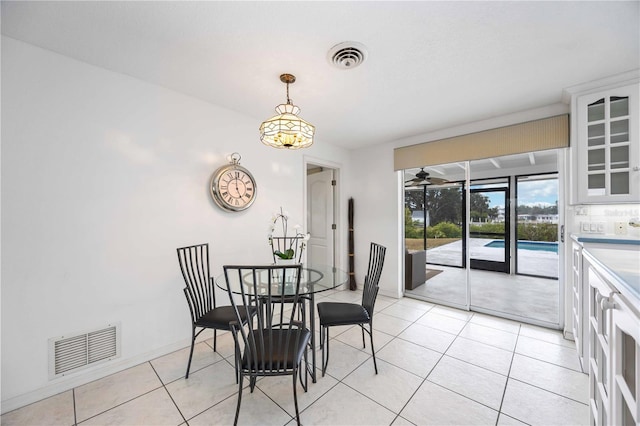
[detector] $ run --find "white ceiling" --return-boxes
[2,1,638,150]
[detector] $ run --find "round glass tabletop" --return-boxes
[216,263,348,296]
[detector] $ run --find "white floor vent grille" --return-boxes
[49,323,120,379]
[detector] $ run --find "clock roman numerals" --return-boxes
[211,163,257,212]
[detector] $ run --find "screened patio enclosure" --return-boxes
[403,150,561,327]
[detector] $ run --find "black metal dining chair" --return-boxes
[176,243,256,379]
[224,264,310,426]
[316,242,386,376]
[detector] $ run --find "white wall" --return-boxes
[0,37,350,411]
[347,143,401,298]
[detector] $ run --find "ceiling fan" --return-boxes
[404,167,449,186]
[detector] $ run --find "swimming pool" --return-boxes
[484,240,558,253]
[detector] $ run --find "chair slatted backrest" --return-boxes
[224,264,304,374]
[270,236,305,263]
[177,243,215,323]
[362,242,386,316]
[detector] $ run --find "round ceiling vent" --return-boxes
[327,41,368,70]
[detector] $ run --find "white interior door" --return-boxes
[307,168,334,266]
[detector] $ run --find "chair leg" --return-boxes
[213,329,217,352]
[361,325,366,348]
[185,326,196,379]
[299,345,308,392]
[234,373,244,426]
[292,367,302,426]
[321,326,330,377]
[368,323,378,374]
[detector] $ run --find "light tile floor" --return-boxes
[2,289,589,425]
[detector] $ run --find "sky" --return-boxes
[486,179,558,208]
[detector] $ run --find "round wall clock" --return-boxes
[210,153,257,212]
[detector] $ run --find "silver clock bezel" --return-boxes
[210,164,257,212]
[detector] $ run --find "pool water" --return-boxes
[484,240,558,253]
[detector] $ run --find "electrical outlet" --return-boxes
[576,206,589,216]
[614,221,628,235]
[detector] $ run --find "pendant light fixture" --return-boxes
[259,74,315,149]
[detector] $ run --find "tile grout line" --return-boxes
[514,351,586,373]
[507,377,591,407]
[148,361,189,425]
[319,299,436,425]
[495,323,522,426]
[417,313,521,417]
[73,376,165,423]
[72,388,77,426]
[352,302,444,424]
[389,304,470,425]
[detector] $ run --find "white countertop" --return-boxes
[572,233,640,245]
[582,244,640,304]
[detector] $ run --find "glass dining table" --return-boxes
[216,263,348,383]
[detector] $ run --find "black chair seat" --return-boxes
[242,328,311,370]
[317,302,369,326]
[196,305,255,329]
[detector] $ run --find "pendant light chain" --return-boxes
[286,81,291,105]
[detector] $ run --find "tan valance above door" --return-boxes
[393,114,569,171]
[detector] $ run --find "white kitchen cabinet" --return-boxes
[585,251,640,426]
[610,293,639,426]
[575,83,639,204]
[587,262,615,425]
[572,240,587,372]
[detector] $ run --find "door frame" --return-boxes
[469,184,511,273]
[303,156,341,271]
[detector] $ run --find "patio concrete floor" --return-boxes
[406,239,560,325]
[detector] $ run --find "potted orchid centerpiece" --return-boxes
[268,207,311,263]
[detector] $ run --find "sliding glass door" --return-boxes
[403,150,561,327]
[515,174,559,279]
[424,183,465,268]
[403,162,467,307]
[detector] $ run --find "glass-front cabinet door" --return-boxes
[611,294,639,426]
[577,83,639,203]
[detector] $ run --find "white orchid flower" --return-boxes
[303,233,311,241]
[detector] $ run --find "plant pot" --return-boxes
[274,258,297,290]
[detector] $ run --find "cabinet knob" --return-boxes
[600,298,617,311]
